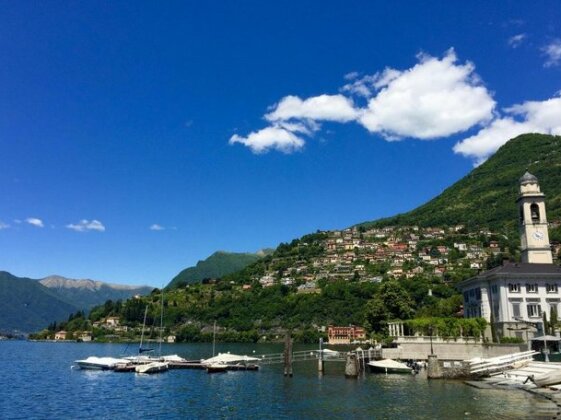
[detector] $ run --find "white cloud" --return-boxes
[229,126,306,154]
[26,218,44,228]
[150,224,165,231]
[543,39,561,67]
[0,221,9,230]
[66,219,106,232]
[265,94,359,123]
[508,33,526,48]
[230,49,495,152]
[341,69,401,98]
[359,49,495,139]
[454,95,561,164]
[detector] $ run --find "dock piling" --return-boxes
[283,333,293,377]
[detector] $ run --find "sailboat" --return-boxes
[130,303,169,373]
[205,321,227,373]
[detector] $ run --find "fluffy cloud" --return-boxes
[508,33,526,48]
[230,49,495,153]
[358,49,495,139]
[26,218,44,228]
[66,219,106,232]
[229,126,306,154]
[454,95,561,164]
[265,94,358,123]
[341,69,401,97]
[543,40,561,67]
[0,221,9,230]
[149,224,165,231]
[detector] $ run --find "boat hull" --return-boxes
[135,361,169,374]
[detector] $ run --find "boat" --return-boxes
[74,356,131,370]
[206,362,228,374]
[135,361,169,374]
[368,359,412,374]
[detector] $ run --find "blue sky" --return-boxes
[1,1,561,287]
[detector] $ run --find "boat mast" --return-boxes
[159,288,164,357]
[212,320,216,357]
[139,305,148,354]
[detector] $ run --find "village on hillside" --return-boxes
[252,223,561,294]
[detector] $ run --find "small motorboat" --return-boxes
[368,359,412,374]
[135,361,169,374]
[206,362,228,374]
[74,356,131,370]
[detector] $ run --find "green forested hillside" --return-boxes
[167,251,265,289]
[0,272,79,333]
[359,133,561,233]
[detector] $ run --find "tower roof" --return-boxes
[520,171,538,185]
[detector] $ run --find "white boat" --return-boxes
[368,359,412,374]
[206,362,228,374]
[135,361,169,374]
[74,356,131,370]
[316,349,340,359]
[201,353,260,366]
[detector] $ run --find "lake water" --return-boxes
[0,341,548,419]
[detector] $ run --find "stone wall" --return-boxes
[382,341,526,361]
[427,355,471,379]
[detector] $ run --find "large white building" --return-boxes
[459,172,561,340]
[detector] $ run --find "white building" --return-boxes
[458,172,560,341]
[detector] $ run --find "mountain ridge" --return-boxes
[167,250,269,289]
[0,271,153,333]
[357,133,561,233]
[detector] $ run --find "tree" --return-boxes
[364,280,414,334]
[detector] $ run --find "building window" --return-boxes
[475,288,481,300]
[547,284,558,293]
[491,285,498,294]
[526,283,538,293]
[512,303,520,318]
[463,291,469,302]
[509,283,520,293]
[527,304,542,318]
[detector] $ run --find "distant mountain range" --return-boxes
[0,271,152,334]
[166,250,272,289]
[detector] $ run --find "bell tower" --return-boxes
[517,171,553,264]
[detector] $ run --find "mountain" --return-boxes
[0,271,153,334]
[166,251,268,289]
[358,133,561,234]
[39,275,153,310]
[0,271,79,334]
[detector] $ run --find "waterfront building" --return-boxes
[327,325,366,344]
[54,330,67,340]
[458,172,561,340]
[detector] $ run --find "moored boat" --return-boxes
[74,356,131,370]
[135,361,169,374]
[368,359,412,374]
[206,363,228,374]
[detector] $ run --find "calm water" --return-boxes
[0,341,547,419]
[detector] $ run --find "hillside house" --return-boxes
[54,331,67,340]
